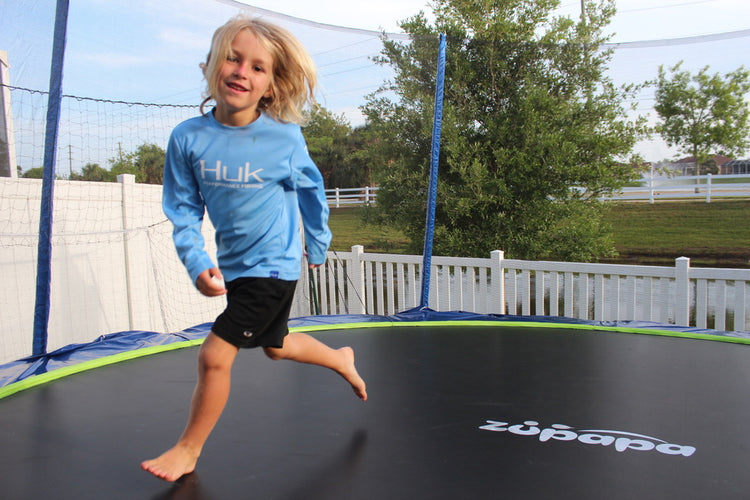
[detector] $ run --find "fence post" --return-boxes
[734,277,747,332]
[349,245,365,315]
[490,250,505,315]
[674,257,690,326]
[335,187,340,208]
[649,170,655,204]
[706,173,712,203]
[118,174,136,329]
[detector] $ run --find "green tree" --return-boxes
[303,105,379,188]
[362,0,646,260]
[303,105,352,186]
[21,167,44,179]
[344,125,379,188]
[135,143,166,184]
[21,166,68,179]
[69,163,115,182]
[110,143,165,184]
[655,62,750,175]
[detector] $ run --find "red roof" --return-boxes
[674,155,732,165]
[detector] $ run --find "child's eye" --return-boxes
[253,65,264,72]
[227,54,239,63]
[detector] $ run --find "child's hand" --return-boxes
[196,268,227,297]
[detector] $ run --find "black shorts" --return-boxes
[212,277,298,349]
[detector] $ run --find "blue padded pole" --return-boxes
[33,0,69,355]
[420,34,447,308]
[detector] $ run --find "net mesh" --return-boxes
[1,0,748,362]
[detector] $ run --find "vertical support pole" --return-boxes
[420,33,447,308]
[33,0,69,355]
[118,174,136,329]
[674,257,691,327]
[706,173,712,203]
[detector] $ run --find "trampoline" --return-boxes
[1,310,750,500]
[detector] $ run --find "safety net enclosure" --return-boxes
[2,2,750,497]
[2,0,750,363]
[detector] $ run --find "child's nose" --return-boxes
[234,63,250,78]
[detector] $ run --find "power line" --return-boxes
[618,0,718,14]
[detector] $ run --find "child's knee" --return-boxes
[198,351,230,374]
[263,346,285,361]
[197,334,237,372]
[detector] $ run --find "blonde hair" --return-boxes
[200,16,317,124]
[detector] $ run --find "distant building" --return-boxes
[664,155,732,175]
[722,158,750,175]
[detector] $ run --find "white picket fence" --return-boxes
[307,246,749,333]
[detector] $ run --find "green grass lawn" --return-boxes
[328,207,410,254]
[600,200,750,267]
[328,200,750,268]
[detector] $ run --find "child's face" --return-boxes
[214,29,274,126]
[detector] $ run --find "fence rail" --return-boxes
[327,175,750,206]
[325,186,378,207]
[606,174,750,203]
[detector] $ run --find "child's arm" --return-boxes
[162,131,216,286]
[293,133,332,266]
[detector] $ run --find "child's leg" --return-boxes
[141,332,239,481]
[263,332,367,401]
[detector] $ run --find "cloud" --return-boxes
[236,0,432,33]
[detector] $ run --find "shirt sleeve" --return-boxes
[162,131,215,284]
[292,130,332,266]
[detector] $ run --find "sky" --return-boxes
[239,0,750,42]
[2,0,750,172]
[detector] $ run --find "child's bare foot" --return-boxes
[141,444,199,482]
[339,346,368,401]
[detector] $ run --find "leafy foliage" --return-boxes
[68,163,116,182]
[108,143,166,184]
[362,0,647,260]
[655,62,750,172]
[303,105,376,188]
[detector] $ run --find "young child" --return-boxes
[141,15,367,482]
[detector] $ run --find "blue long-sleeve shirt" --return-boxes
[162,110,331,284]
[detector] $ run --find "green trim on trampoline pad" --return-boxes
[292,320,750,346]
[0,338,205,400]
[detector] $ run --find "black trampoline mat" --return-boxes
[1,324,749,499]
